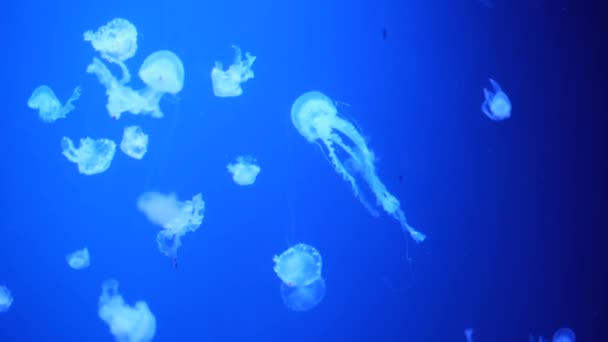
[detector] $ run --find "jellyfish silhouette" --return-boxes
[291,91,426,242]
[121,126,148,159]
[481,79,511,120]
[61,137,117,175]
[211,45,256,97]
[281,276,326,312]
[27,85,81,122]
[66,247,90,270]
[552,328,576,342]
[227,156,261,185]
[273,243,322,287]
[0,285,13,312]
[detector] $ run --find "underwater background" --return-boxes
[0,0,606,341]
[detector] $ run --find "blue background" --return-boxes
[0,0,605,341]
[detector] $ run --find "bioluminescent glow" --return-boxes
[0,285,13,312]
[481,78,511,120]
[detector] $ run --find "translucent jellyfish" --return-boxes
[0,285,13,312]
[66,247,90,270]
[120,126,148,159]
[211,45,256,97]
[27,85,81,122]
[464,328,474,342]
[481,78,511,120]
[273,243,322,287]
[227,156,261,185]
[61,137,117,175]
[552,328,576,342]
[84,18,137,83]
[136,192,205,258]
[98,280,156,342]
[291,91,426,242]
[281,276,326,312]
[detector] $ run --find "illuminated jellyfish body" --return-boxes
[61,137,117,175]
[98,280,156,342]
[481,79,511,120]
[211,45,256,97]
[227,156,261,185]
[291,91,426,242]
[0,285,13,312]
[273,243,322,287]
[87,50,184,119]
[66,247,90,270]
[464,328,474,342]
[552,328,576,342]
[27,85,81,122]
[84,18,137,83]
[280,276,326,312]
[137,192,205,258]
[121,126,148,159]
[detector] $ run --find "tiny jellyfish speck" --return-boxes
[481,78,511,120]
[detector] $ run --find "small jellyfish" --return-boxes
[61,137,117,175]
[27,85,81,122]
[211,45,256,97]
[98,279,156,342]
[0,285,13,312]
[481,78,511,120]
[121,126,149,159]
[273,243,322,287]
[552,328,576,342]
[464,328,474,342]
[227,156,261,185]
[291,91,426,242]
[281,276,326,312]
[66,247,90,270]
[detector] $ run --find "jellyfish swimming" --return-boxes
[281,276,326,312]
[464,328,474,342]
[552,328,576,342]
[0,285,13,312]
[66,247,90,270]
[481,78,511,120]
[121,126,149,159]
[27,85,81,122]
[291,91,426,242]
[227,156,261,185]
[98,279,156,342]
[61,137,117,175]
[137,192,205,258]
[211,45,256,97]
[274,243,322,287]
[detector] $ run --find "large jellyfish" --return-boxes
[0,285,13,312]
[61,137,117,175]
[481,78,511,120]
[274,243,322,287]
[136,192,205,258]
[27,85,81,122]
[120,126,148,159]
[291,91,426,242]
[280,276,326,312]
[552,328,576,342]
[66,247,90,270]
[98,280,156,342]
[211,45,256,97]
[227,156,260,185]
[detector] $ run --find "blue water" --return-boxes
[1,0,605,341]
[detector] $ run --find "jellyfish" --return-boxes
[273,243,322,287]
[481,79,511,120]
[291,91,426,242]
[61,137,117,175]
[464,328,474,342]
[98,279,156,342]
[121,126,148,159]
[27,85,81,122]
[552,328,576,342]
[84,18,137,83]
[136,192,205,258]
[66,247,90,270]
[0,285,13,312]
[227,156,261,185]
[281,276,326,312]
[211,45,256,97]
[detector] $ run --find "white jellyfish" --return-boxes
[481,78,511,120]
[464,328,474,342]
[66,247,90,270]
[121,126,148,159]
[274,243,322,287]
[0,285,13,312]
[61,137,116,175]
[136,192,205,258]
[291,91,426,243]
[211,45,256,97]
[27,85,81,122]
[281,276,326,312]
[98,280,156,342]
[552,328,576,342]
[227,156,261,185]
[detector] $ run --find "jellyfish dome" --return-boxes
[552,328,576,342]
[281,276,326,312]
[121,126,149,159]
[211,45,256,97]
[0,285,13,312]
[66,247,91,270]
[227,156,261,185]
[291,91,426,243]
[481,78,511,121]
[27,85,81,122]
[139,50,185,94]
[273,243,322,287]
[61,137,117,175]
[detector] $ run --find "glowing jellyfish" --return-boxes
[61,137,117,175]
[227,156,260,185]
[211,45,256,97]
[464,328,474,342]
[281,276,326,312]
[136,192,205,258]
[274,243,322,287]
[481,78,511,120]
[121,126,148,159]
[291,91,426,242]
[66,247,90,270]
[84,18,137,83]
[27,85,81,122]
[552,328,576,342]
[98,280,156,342]
[0,285,13,312]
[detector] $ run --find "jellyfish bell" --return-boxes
[66,247,91,270]
[227,156,261,185]
[61,137,117,175]
[291,91,337,142]
[481,78,511,121]
[0,285,13,312]
[281,276,326,312]
[139,50,185,95]
[552,327,576,342]
[273,243,322,287]
[28,85,81,122]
